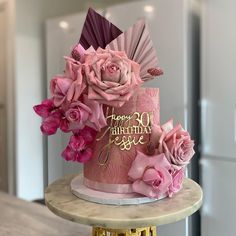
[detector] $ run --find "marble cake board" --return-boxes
[45,174,203,236]
[70,174,167,205]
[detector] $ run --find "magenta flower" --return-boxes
[40,110,62,135]
[33,99,54,118]
[83,95,107,131]
[34,99,63,135]
[61,126,97,163]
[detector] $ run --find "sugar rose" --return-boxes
[158,120,195,169]
[168,168,185,197]
[84,48,143,107]
[64,101,91,131]
[128,151,173,198]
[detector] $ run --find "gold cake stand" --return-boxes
[45,175,202,236]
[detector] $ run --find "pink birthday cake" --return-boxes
[34,8,195,204]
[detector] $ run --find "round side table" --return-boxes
[45,175,202,236]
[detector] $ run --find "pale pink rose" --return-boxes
[50,76,73,107]
[64,57,81,81]
[61,127,96,163]
[168,168,185,197]
[83,95,107,131]
[84,48,143,107]
[64,58,87,102]
[50,58,87,107]
[71,43,86,62]
[128,151,173,198]
[33,99,54,118]
[158,120,195,169]
[64,101,92,131]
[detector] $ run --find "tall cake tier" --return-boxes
[84,88,160,193]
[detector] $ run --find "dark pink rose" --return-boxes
[50,76,73,107]
[128,151,173,198]
[168,168,185,197]
[33,99,54,118]
[158,120,195,169]
[84,48,143,107]
[64,101,91,131]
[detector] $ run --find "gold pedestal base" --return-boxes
[92,226,157,236]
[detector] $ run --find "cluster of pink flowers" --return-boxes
[128,119,195,198]
[34,44,142,162]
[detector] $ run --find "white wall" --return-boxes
[201,0,236,235]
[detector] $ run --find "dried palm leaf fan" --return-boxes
[106,19,163,81]
[79,8,163,81]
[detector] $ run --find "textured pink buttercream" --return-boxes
[84,88,160,193]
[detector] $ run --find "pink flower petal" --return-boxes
[33,99,54,118]
[78,148,92,163]
[40,115,60,135]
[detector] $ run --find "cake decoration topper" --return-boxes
[96,108,153,165]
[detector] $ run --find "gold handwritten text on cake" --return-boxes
[97,108,152,165]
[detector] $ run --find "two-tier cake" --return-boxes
[34,8,195,205]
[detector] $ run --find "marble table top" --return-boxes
[45,175,202,229]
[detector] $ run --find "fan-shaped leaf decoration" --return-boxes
[79,8,123,50]
[106,19,162,81]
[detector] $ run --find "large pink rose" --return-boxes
[158,120,195,169]
[128,151,173,198]
[84,48,143,107]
